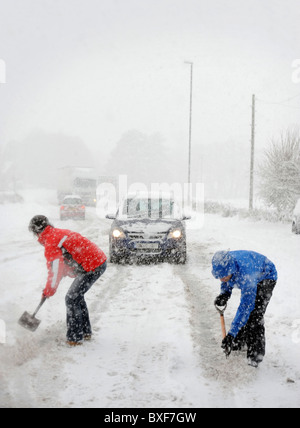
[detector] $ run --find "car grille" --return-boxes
[127,232,166,240]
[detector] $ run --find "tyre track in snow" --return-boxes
[72,212,203,405]
[174,235,257,397]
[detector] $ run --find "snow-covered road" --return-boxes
[0,190,299,408]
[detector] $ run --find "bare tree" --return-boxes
[258,128,300,214]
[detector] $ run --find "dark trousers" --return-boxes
[232,279,276,363]
[65,262,107,342]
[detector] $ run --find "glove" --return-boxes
[214,293,230,307]
[42,287,56,298]
[221,334,234,357]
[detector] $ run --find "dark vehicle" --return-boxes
[106,193,190,264]
[60,195,85,220]
[57,166,97,206]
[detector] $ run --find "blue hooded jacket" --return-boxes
[212,250,277,337]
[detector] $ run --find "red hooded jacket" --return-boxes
[38,226,107,297]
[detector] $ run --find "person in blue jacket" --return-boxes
[212,250,277,367]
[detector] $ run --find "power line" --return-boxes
[256,93,300,109]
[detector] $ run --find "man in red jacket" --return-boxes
[29,215,107,346]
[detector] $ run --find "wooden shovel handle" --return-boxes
[214,303,227,339]
[220,313,226,339]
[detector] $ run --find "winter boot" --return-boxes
[84,334,92,341]
[247,358,259,368]
[66,340,83,347]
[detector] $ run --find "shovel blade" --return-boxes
[18,311,41,332]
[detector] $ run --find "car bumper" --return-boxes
[110,238,186,261]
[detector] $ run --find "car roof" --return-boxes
[123,191,176,200]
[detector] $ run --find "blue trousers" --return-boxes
[65,262,107,342]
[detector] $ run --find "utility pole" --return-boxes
[249,94,255,211]
[184,61,193,204]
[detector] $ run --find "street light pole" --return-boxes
[184,61,193,204]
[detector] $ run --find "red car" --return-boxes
[60,195,85,220]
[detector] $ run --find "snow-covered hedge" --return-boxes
[204,200,292,223]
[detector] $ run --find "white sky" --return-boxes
[0,0,300,160]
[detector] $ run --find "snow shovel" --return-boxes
[214,302,227,339]
[18,296,47,332]
[215,303,230,357]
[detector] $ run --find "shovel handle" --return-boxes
[215,303,227,339]
[32,296,47,317]
[220,313,226,339]
[214,302,227,315]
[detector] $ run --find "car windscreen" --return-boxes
[121,198,177,219]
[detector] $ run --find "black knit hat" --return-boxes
[28,215,52,236]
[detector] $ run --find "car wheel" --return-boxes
[109,243,120,263]
[178,242,187,264]
[170,246,187,264]
[110,254,119,263]
[176,251,187,264]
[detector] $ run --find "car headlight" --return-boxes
[168,229,182,239]
[112,228,125,239]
